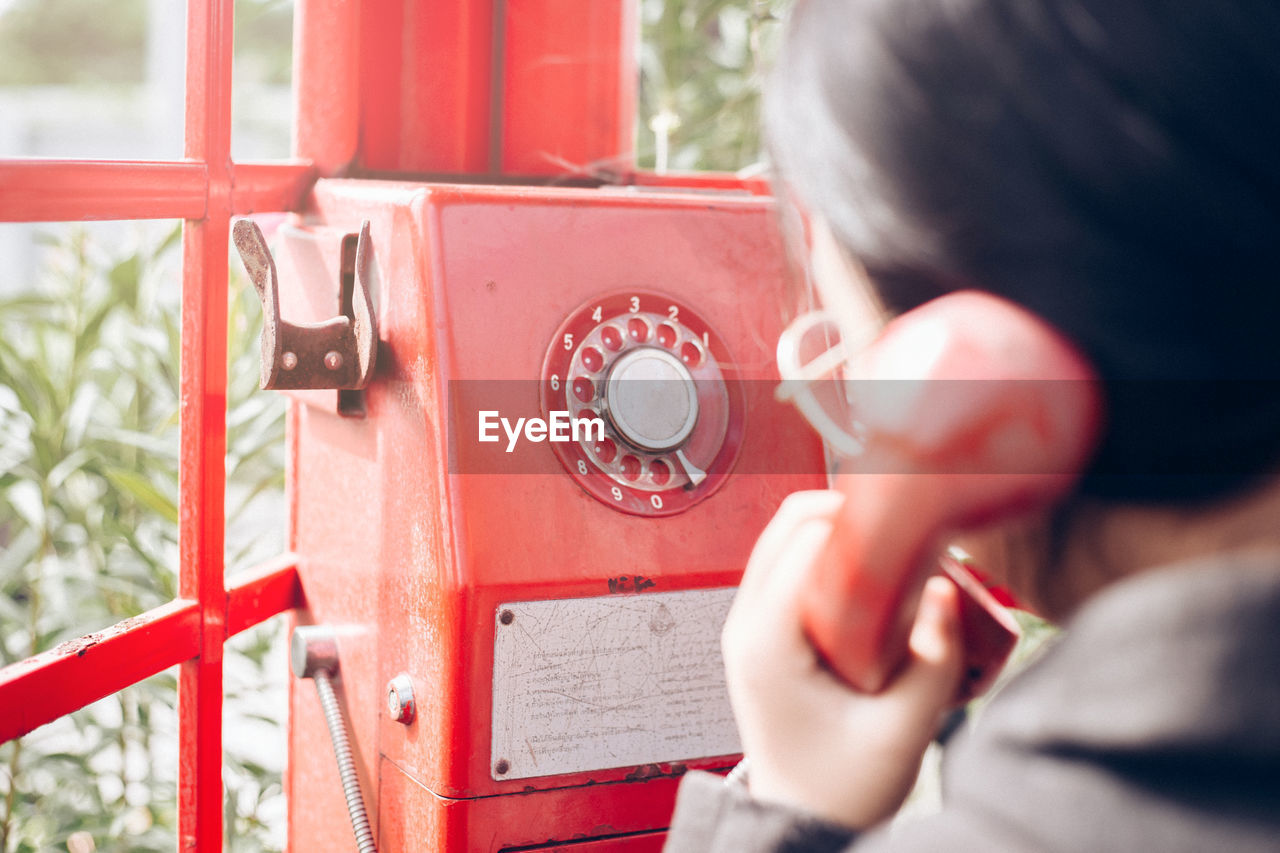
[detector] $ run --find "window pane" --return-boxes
[232,0,294,159]
[0,0,184,159]
[637,0,794,173]
[0,0,295,161]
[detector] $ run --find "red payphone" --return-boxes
[261,2,827,850]
[273,179,825,852]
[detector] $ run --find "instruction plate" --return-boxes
[490,587,740,780]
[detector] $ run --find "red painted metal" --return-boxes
[178,0,234,848]
[281,179,826,851]
[226,554,305,637]
[0,556,300,745]
[293,0,360,175]
[351,0,407,173]
[629,170,773,195]
[0,160,314,223]
[0,600,200,743]
[0,160,208,222]
[335,0,634,176]
[230,161,318,215]
[499,0,637,176]
[360,0,495,173]
[377,756,674,851]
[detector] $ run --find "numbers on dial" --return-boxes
[540,291,742,518]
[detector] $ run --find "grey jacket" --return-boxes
[664,557,1280,852]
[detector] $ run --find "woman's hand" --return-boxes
[723,490,964,829]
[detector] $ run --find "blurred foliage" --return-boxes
[233,0,294,87]
[638,0,793,172]
[0,0,292,88]
[0,0,147,87]
[0,226,286,852]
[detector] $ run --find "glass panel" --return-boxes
[0,216,287,842]
[0,0,295,161]
[0,225,183,842]
[637,0,794,172]
[0,220,184,660]
[224,614,289,851]
[0,0,184,159]
[0,669,179,850]
[232,0,295,159]
[226,234,287,577]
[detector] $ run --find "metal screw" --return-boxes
[495,759,510,776]
[387,673,415,725]
[324,350,344,371]
[499,609,514,625]
[281,351,298,370]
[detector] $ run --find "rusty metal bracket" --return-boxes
[232,219,378,391]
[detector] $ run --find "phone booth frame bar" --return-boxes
[0,0,643,848]
[0,0,308,848]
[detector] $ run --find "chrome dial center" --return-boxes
[604,348,699,452]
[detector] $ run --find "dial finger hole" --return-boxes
[656,323,678,348]
[650,459,671,486]
[627,317,649,343]
[680,341,704,368]
[572,376,595,403]
[580,346,603,373]
[620,455,642,481]
[594,436,617,463]
[601,325,624,351]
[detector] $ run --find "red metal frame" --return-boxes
[0,1,309,849]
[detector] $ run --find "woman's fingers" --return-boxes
[894,575,965,719]
[720,496,970,829]
[728,491,844,657]
[725,515,834,675]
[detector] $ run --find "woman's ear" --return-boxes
[802,290,1103,692]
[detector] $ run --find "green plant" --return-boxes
[638,0,793,172]
[0,0,147,87]
[0,0,293,89]
[0,224,286,852]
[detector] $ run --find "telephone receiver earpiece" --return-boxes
[802,290,1103,698]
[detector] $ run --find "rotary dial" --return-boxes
[541,292,743,516]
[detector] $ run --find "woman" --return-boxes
[664,2,1280,851]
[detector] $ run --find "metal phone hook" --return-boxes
[232,219,378,392]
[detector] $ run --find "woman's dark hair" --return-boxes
[766,0,1280,503]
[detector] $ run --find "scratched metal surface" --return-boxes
[491,588,740,780]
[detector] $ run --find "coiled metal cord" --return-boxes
[314,671,378,853]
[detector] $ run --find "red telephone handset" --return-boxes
[801,291,1102,700]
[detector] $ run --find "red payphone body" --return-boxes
[276,179,826,850]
